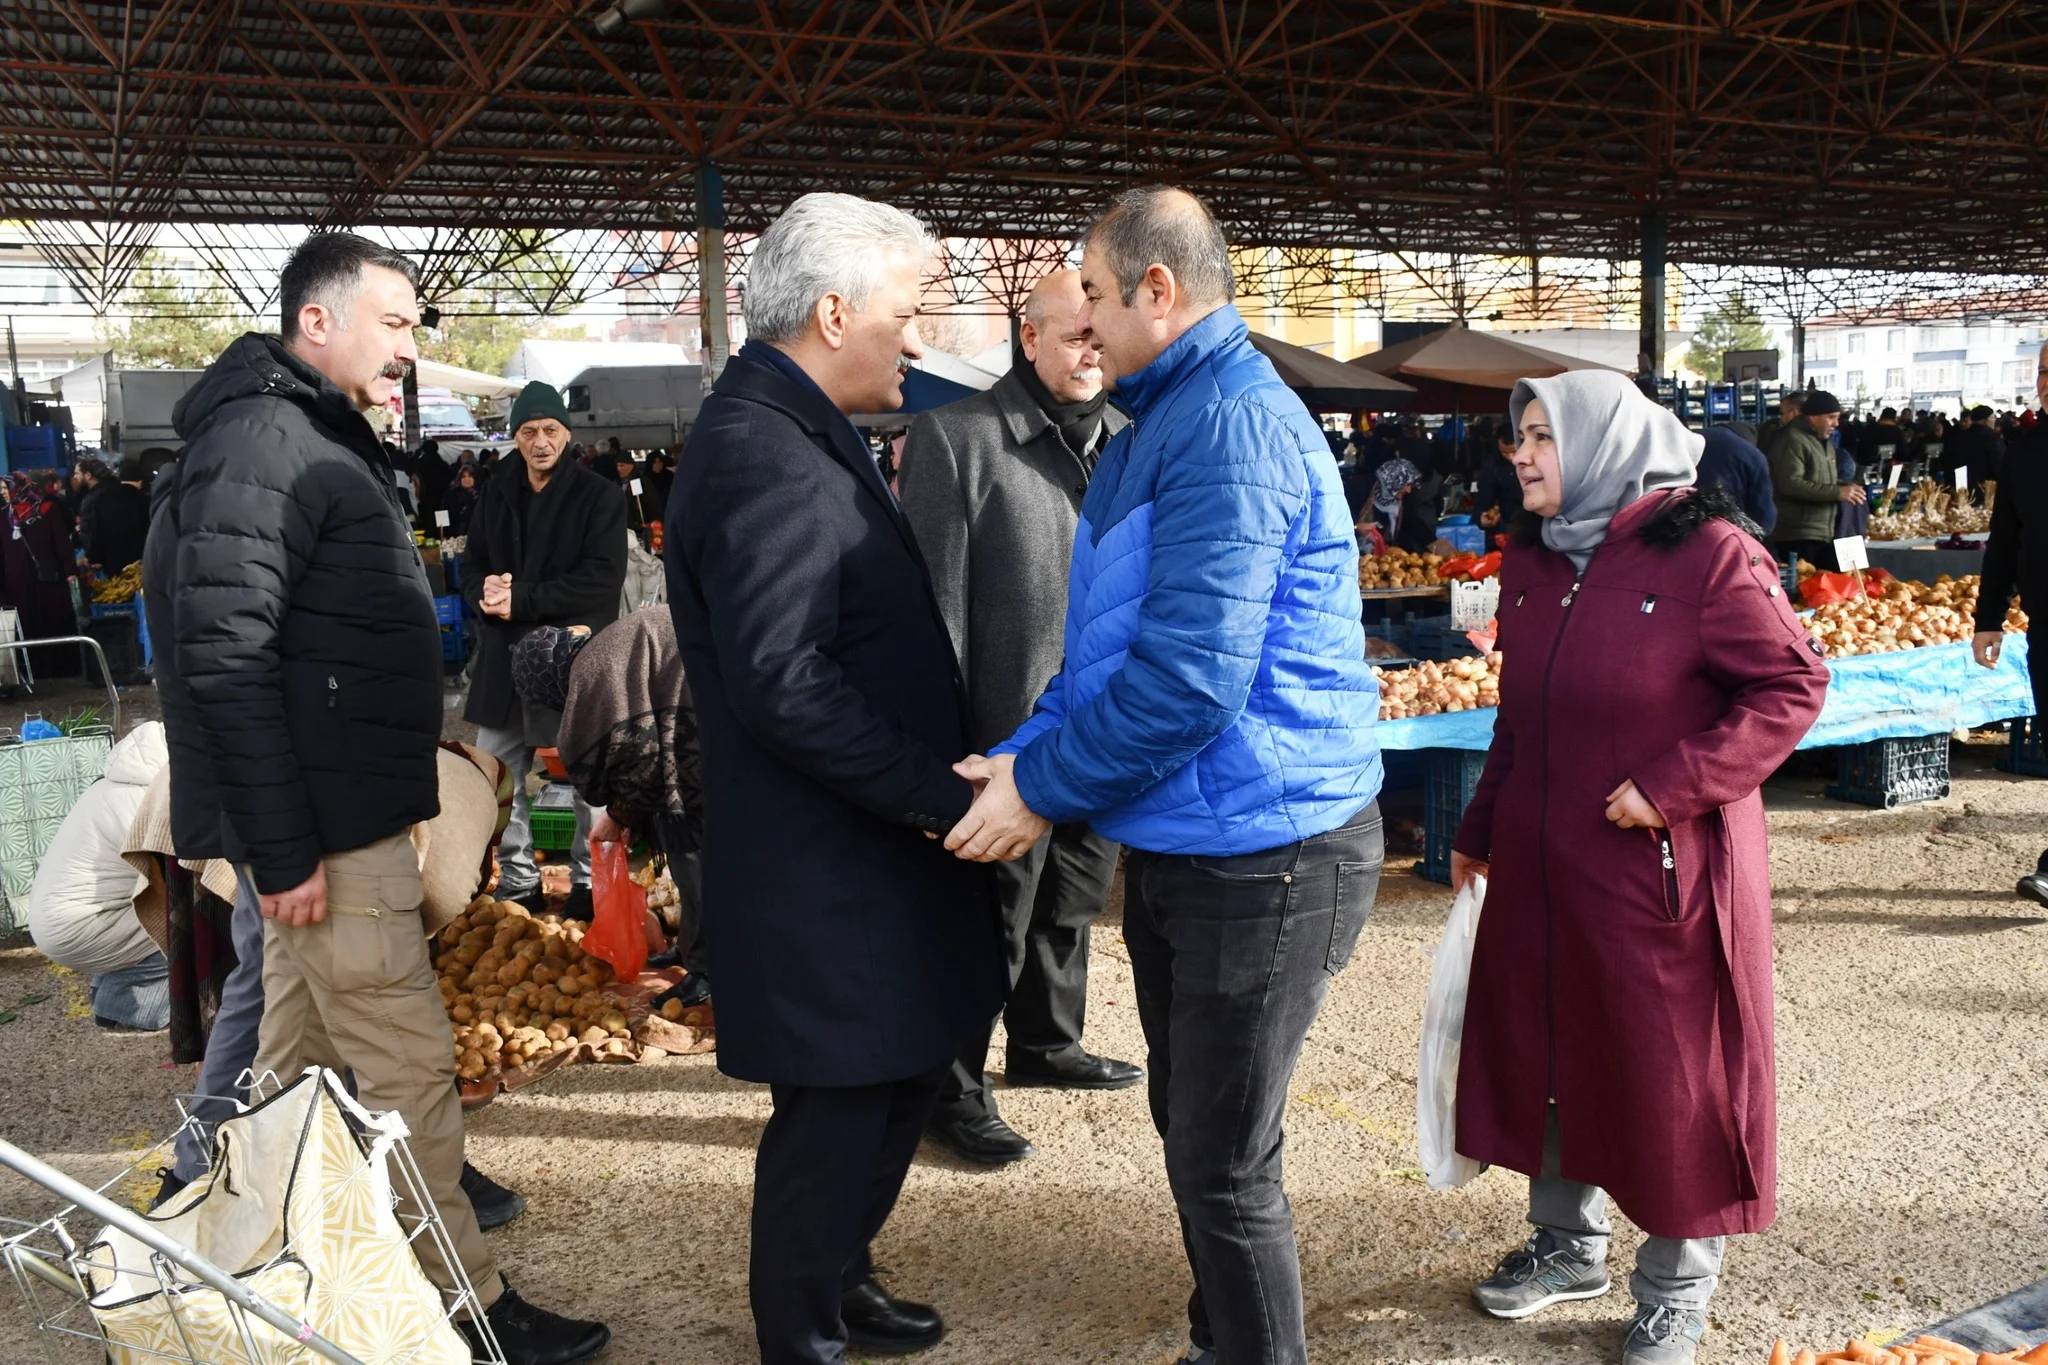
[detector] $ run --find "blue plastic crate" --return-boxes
[433,595,464,627]
[1417,748,1489,884]
[1439,524,1486,555]
[1404,617,1481,662]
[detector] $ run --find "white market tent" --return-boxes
[505,340,695,388]
[414,358,521,399]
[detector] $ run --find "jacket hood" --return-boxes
[103,720,169,788]
[173,333,367,444]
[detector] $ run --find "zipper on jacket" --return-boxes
[1535,565,1589,1102]
[327,674,338,710]
[1657,830,1680,921]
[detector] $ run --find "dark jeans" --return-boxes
[1125,803,1383,1365]
[935,821,1119,1121]
[750,1063,947,1364]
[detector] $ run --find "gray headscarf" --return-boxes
[1510,371,1702,571]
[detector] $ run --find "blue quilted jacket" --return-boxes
[993,306,1382,855]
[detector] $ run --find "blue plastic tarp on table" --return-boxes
[1372,635,2034,754]
[1805,635,2032,747]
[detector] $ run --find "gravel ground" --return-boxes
[3,703,2046,1365]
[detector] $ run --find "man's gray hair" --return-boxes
[743,193,932,345]
[1082,186,1235,308]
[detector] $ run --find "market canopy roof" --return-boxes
[412,359,520,400]
[1348,326,1615,412]
[3,3,2046,278]
[1245,332,1414,413]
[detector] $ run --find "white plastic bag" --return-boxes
[1418,873,1485,1190]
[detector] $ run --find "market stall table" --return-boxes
[1866,532,1986,584]
[1379,637,2035,875]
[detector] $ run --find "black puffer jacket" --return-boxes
[461,456,626,733]
[143,334,442,894]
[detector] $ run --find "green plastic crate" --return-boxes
[0,729,115,931]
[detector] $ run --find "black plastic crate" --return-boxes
[1417,748,1489,884]
[1405,616,1481,662]
[82,614,145,686]
[1827,734,1950,808]
[2000,717,2048,778]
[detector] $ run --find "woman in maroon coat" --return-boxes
[1450,372,1828,1365]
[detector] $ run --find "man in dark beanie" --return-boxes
[1767,388,1859,570]
[898,268,1142,1168]
[462,379,627,919]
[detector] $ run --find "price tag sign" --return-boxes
[1833,535,1871,572]
[1886,463,1902,490]
[629,478,643,495]
[433,509,450,528]
[1954,466,1969,490]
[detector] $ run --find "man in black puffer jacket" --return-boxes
[144,233,607,1365]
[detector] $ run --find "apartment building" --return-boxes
[1804,314,2046,414]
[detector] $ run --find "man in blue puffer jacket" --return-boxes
[946,187,1384,1365]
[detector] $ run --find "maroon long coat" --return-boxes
[1452,490,1828,1239]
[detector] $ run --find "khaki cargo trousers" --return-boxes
[250,831,501,1310]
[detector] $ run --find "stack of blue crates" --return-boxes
[434,595,469,666]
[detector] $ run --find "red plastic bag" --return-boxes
[583,837,648,982]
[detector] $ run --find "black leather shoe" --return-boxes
[841,1276,945,1354]
[2019,873,2048,908]
[652,973,711,1010]
[1005,1049,1144,1091]
[923,1112,1035,1165]
[461,1160,528,1231]
[557,886,594,922]
[459,1284,609,1365]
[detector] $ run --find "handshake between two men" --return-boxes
[933,752,1051,863]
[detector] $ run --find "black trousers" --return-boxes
[750,1063,948,1364]
[933,821,1119,1121]
[652,812,710,978]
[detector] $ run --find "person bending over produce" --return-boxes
[1450,371,1828,1365]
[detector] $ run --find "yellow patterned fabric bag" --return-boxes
[84,1068,469,1364]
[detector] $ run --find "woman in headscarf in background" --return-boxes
[1448,372,1828,1365]
[0,470,82,677]
[1363,455,1437,552]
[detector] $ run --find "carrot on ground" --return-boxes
[2015,1345,2048,1365]
[1772,1340,1794,1365]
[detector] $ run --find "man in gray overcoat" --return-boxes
[899,269,1143,1165]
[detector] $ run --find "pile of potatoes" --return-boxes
[1360,548,1446,591]
[1805,573,2028,658]
[433,896,635,1081]
[1372,653,1502,720]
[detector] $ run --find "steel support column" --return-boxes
[698,163,728,394]
[1638,211,1666,377]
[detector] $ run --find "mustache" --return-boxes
[381,361,410,380]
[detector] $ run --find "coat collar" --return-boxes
[990,368,1130,451]
[713,347,917,546]
[1108,304,1247,422]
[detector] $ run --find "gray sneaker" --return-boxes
[1472,1233,1611,1319]
[1621,1303,1706,1365]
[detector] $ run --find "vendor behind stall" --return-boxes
[1364,456,1438,552]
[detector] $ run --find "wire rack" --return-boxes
[0,1067,504,1365]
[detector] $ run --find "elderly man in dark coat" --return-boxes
[462,381,626,920]
[664,192,1005,1364]
[899,269,1142,1168]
